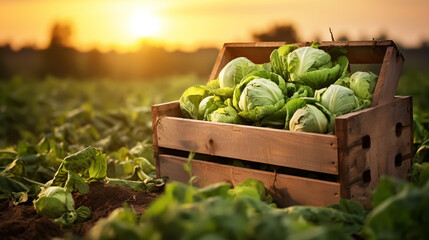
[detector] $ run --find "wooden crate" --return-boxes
[152,41,412,208]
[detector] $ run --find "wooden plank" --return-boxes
[209,45,231,80]
[372,46,405,106]
[159,154,341,207]
[343,125,413,185]
[335,96,413,206]
[348,158,411,208]
[152,101,183,177]
[156,116,339,174]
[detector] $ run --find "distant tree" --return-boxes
[252,24,299,43]
[49,23,73,47]
[0,44,12,80]
[41,22,78,78]
[86,49,107,77]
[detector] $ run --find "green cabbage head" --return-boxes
[219,57,256,88]
[198,95,225,121]
[315,85,359,116]
[349,71,378,100]
[287,46,346,89]
[34,186,75,219]
[179,85,211,120]
[289,104,328,133]
[233,77,285,122]
[34,186,91,227]
[210,105,242,124]
[270,44,298,80]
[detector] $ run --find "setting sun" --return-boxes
[127,11,162,38]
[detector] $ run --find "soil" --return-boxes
[0,182,162,240]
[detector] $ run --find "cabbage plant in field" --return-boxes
[34,186,91,227]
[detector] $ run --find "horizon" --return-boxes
[1,0,429,53]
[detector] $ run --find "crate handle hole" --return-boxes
[395,122,403,137]
[362,135,371,149]
[395,154,403,167]
[363,169,371,183]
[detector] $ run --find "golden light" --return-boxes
[127,11,162,38]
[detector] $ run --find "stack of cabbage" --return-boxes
[179,43,378,134]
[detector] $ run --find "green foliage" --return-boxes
[362,178,429,239]
[0,76,193,226]
[179,85,212,120]
[82,180,356,240]
[270,44,299,80]
[51,146,107,190]
[2,72,429,238]
[397,69,429,114]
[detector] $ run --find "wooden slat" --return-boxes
[371,46,405,106]
[335,96,413,207]
[156,116,339,174]
[343,125,413,185]
[159,154,340,207]
[152,101,183,177]
[151,101,182,119]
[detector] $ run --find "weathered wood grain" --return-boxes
[372,46,405,106]
[335,96,413,206]
[159,154,341,207]
[156,115,339,174]
[152,101,183,178]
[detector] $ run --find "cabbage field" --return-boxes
[0,71,429,239]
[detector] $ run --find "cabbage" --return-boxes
[285,98,335,134]
[179,85,212,120]
[287,46,348,89]
[349,71,378,100]
[315,85,359,116]
[289,104,329,133]
[233,76,285,122]
[210,105,243,124]
[198,95,225,121]
[34,186,91,227]
[284,82,314,100]
[238,79,283,112]
[219,57,255,88]
[270,44,298,80]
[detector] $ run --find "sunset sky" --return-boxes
[1,0,428,52]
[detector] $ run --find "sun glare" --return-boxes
[128,11,162,38]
